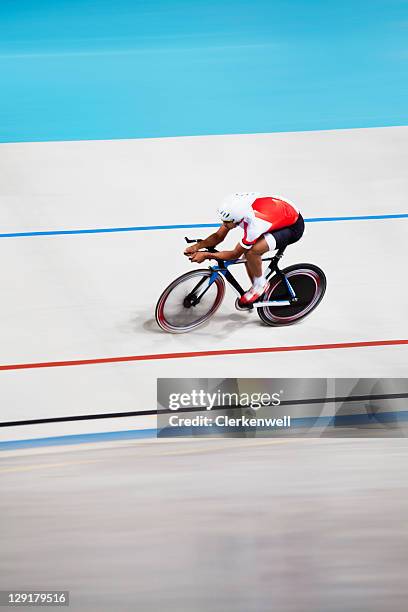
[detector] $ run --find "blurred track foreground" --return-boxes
[1,437,408,612]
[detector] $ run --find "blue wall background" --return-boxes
[1,0,407,142]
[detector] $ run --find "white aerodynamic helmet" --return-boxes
[218,192,260,223]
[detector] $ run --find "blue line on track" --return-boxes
[1,410,407,450]
[305,214,408,222]
[0,428,157,450]
[0,214,407,239]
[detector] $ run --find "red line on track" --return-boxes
[0,339,407,371]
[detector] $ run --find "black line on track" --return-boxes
[2,392,407,427]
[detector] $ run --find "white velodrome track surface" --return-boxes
[0,126,407,442]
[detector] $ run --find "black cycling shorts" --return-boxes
[267,213,305,250]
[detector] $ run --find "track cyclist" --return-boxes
[184,192,305,305]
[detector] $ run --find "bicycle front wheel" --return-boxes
[258,264,326,326]
[155,269,226,333]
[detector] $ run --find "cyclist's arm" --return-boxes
[196,225,229,249]
[207,242,246,261]
[184,225,229,254]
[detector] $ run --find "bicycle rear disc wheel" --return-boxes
[155,269,226,333]
[258,264,326,326]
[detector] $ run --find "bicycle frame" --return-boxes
[186,245,298,308]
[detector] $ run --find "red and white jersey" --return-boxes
[239,196,300,249]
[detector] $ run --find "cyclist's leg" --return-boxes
[239,238,272,304]
[245,237,271,282]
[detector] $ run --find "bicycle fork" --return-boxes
[184,266,241,307]
[183,270,226,307]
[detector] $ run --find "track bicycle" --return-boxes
[155,237,326,333]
